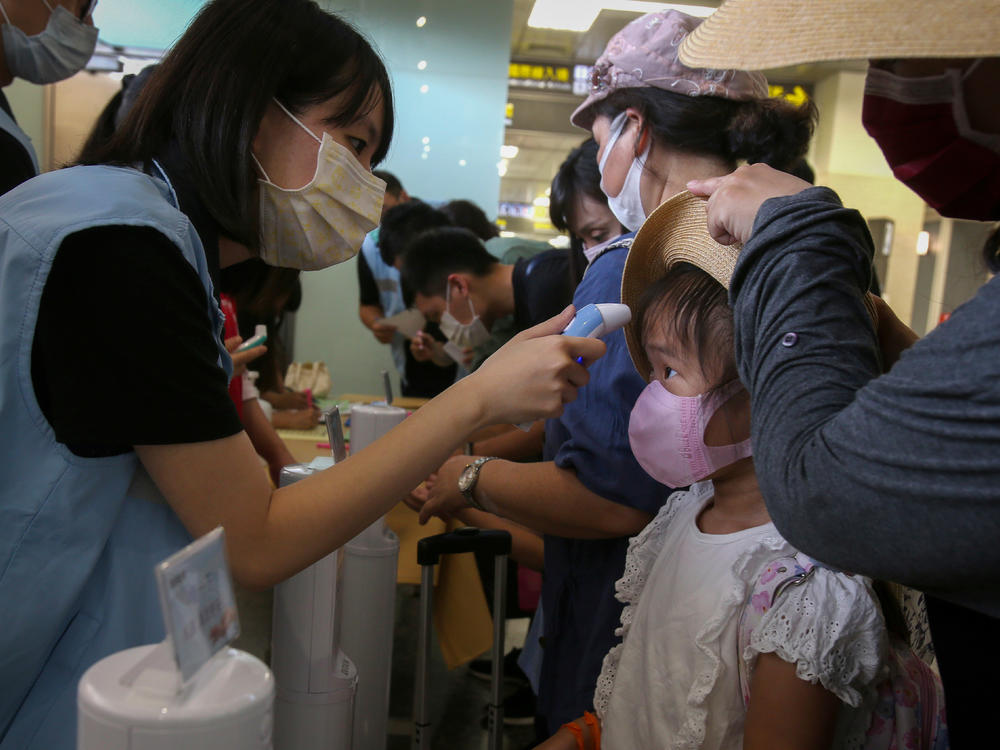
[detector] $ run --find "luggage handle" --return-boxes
[416,527,512,566]
[414,528,511,750]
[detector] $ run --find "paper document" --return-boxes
[376,308,426,339]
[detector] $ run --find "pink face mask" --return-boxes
[628,378,752,488]
[861,59,1000,221]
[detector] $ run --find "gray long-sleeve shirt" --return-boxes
[730,187,1000,617]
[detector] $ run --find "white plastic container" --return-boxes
[342,404,406,750]
[271,459,356,750]
[78,645,274,750]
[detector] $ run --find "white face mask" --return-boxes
[0,0,98,84]
[252,99,385,270]
[439,282,491,349]
[598,112,649,232]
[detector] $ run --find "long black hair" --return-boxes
[76,0,394,252]
[593,87,815,173]
[549,138,608,284]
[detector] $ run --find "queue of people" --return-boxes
[0,0,996,748]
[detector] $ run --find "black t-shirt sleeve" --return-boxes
[513,250,575,330]
[31,226,243,457]
[0,130,37,196]
[357,251,380,307]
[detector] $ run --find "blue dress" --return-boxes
[537,237,670,731]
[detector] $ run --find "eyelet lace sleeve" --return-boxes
[592,487,693,720]
[744,567,886,708]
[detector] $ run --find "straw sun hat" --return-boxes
[679,0,1000,71]
[621,190,879,380]
[621,191,741,381]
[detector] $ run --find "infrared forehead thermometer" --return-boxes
[562,303,632,360]
[515,303,632,430]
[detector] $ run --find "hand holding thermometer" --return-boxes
[516,303,631,430]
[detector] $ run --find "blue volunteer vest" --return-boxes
[360,229,408,381]
[0,163,232,749]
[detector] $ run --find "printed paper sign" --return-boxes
[155,527,240,681]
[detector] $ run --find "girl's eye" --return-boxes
[348,136,367,154]
[662,366,677,381]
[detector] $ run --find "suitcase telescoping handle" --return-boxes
[413,528,512,750]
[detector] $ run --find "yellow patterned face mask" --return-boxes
[252,99,385,270]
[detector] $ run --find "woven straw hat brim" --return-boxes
[621,191,741,381]
[680,0,1000,71]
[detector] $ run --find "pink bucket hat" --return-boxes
[570,10,769,130]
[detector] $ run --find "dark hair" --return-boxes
[219,258,301,392]
[984,224,1000,273]
[378,200,451,266]
[550,139,606,233]
[594,87,815,172]
[374,170,404,197]
[633,263,736,386]
[550,138,613,284]
[441,199,500,241]
[75,89,124,165]
[76,0,394,252]
[787,158,815,185]
[400,227,497,299]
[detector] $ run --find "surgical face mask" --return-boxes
[439,283,491,349]
[628,378,752,488]
[598,112,650,232]
[252,99,385,270]
[862,59,1000,221]
[0,0,98,84]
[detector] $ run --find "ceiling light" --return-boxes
[459,159,467,166]
[500,144,519,159]
[419,84,429,94]
[417,60,427,70]
[416,16,427,27]
[533,196,550,208]
[497,159,509,177]
[422,136,430,144]
[527,0,713,32]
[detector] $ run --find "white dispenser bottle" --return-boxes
[341,403,406,750]
[271,451,357,750]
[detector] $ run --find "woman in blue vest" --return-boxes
[0,1,603,746]
[0,0,98,194]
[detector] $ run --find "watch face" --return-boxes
[458,464,476,493]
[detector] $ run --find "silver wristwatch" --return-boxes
[458,456,499,511]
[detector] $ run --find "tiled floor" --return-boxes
[233,583,539,750]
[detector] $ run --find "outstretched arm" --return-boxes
[139,307,606,589]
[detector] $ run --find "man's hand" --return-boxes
[371,320,397,344]
[419,455,474,524]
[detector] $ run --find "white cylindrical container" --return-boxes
[341,404,406,750]
[271,459,356,750]
[78,645,273,750]
[273,651,356,750]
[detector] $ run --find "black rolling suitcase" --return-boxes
[412,528,512,750]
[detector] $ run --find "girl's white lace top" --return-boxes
[594,482,886,749]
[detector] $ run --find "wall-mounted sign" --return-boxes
[509,61,573,92]
[768,84,811,107]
